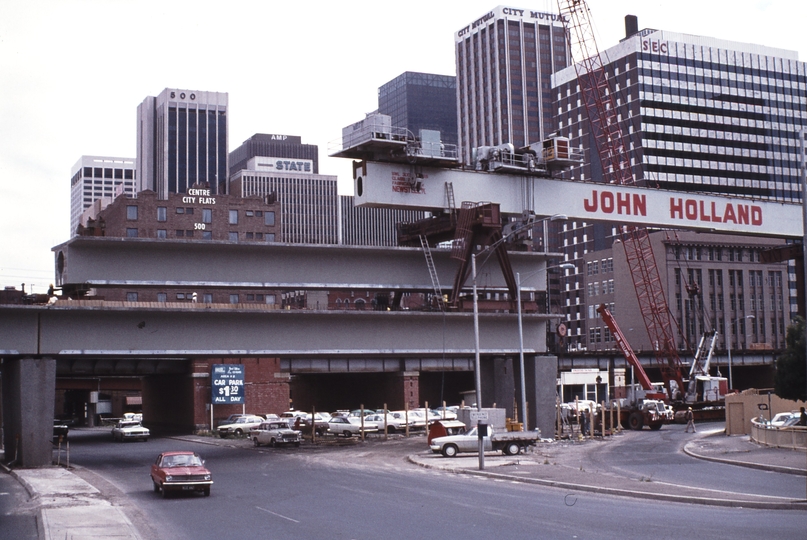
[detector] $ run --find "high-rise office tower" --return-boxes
[229,134,319,178]
[70,156,137,236]
[552,19,807,349]
[137,88,229,198]
[229,136,338,245]
[378,72,458,147]
[454,6,569,164]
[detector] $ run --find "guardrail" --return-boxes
[750,417,807,450]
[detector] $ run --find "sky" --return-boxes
[1,0,805,291]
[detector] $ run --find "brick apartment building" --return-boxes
[75,185,283,305]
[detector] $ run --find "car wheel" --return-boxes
[343,431,352,438]
[152,480,160,493]
[628,412,644,430]
[442,444,458,458]
[387,426,396,434]
[270,438,277,448]
[161,486,169,498]
[650,423,663,431]
[504,442,520,456]
[315,429,324,437]
[203,487,210,497]
[235,428,244,437]
[253,437,260,447]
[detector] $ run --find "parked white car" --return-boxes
[111,420,150,442]
[217,415,265,438]
[363,413,409,433]
[250,421,302,447]
[327,416,378,437]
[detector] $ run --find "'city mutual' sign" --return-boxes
[211,364,244,404]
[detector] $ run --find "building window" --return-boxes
[157,207,167,222]
[203,294,213,303]
[126,292,138,302]
[176,230,184,237]
[176,293,185,300]
[266,233,275,242]
[246,210,254,217]
[247,294,255,301]
[229,232,238,242]
[157,293,167,302]
[202,208,212,223]
[126,205,138,220]
[176,207,185,214]
[186,230,194,237]
[156,229,167,239]
[246,232,254,240]
[229,210,238,225]
[266,294,276,305]
[186,207,194,215]
[126,228,138,237]
[265,211,275,226]
[202,231,212,240]
[230,294,239,304]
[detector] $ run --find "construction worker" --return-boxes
[684,407,696,433]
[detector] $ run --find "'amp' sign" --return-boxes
[211,364,244,405]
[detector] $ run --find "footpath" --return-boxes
[2,425,805,539]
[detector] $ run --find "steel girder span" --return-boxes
[0,305,550,358]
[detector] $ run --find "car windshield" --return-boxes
[162,454,203,468]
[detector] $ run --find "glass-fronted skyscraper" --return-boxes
[552,26,807,349]
[378,72,457,147]
[137,88,229,198]
[455,6,569,164]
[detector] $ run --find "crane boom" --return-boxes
[558,0,686,399]
[597,304,667,401]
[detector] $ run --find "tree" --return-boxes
[774,316,807,402]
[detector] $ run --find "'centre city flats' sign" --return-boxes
[211,364,244,404]
[182,188,216,205]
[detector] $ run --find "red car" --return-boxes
[150,451,212,497]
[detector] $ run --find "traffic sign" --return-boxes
[211,364,244,404]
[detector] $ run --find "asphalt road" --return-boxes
[0,470,38,540]
[57,428,805,540]
[584,422,806,500]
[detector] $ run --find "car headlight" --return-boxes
[165,475,173,481]
[204,475,211,481]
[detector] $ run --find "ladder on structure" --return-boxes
[445,182,457,226]
[419,235,445,312]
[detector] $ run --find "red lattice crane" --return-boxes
[557,0,686,400]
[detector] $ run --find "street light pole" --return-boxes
[471,253,485,471]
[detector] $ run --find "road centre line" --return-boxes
[256,506,300,523]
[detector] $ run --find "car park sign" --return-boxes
[211,364,244,404]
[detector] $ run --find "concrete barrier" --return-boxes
[750,418,807,450]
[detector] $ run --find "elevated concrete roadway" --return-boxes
[52,237,556,292]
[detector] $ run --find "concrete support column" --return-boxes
[527,355,558,438]
[482,356,515,418]
[1,357,56,467]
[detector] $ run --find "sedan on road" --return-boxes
[150,451,212,498]
[111,420,150,442]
